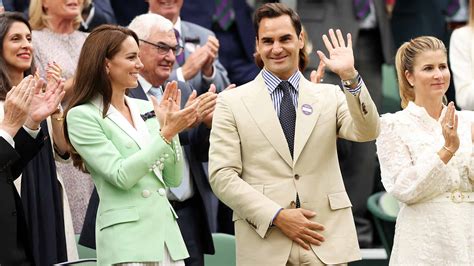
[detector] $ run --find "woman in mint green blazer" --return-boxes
[63,25,199,265]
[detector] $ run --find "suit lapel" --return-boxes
[90,97,147,150]
[128,83,148,101]
[242,75,293,167]
[132,99,166,185]
[293,78,321,163]
[180,22,201,61]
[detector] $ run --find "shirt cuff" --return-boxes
[0,129,15,148]
[202,65,216,82]
[176,67,186,82]
[270,208,284,226]
[341,75,363,96]
[23,125,41,139]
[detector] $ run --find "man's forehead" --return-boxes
[148,29,177,43]
[258,16,297,37]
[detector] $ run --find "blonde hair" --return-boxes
[29,0,82,30]
[395,36,447,109]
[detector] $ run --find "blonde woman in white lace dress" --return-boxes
[376,36,474,265]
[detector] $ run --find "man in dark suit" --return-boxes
[180,0,260,86]
[79,0,117,32]
[295,0,395,248]
[148,0,231,93]
[79,13,218,266]
[1,77,65,265]
[0,128,42,266]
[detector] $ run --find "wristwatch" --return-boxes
[342,71,360,87]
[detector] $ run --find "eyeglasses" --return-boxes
[139,39,183,56]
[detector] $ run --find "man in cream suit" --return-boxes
[209,3,380,265]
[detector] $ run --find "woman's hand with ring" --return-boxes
[439,102,459,161]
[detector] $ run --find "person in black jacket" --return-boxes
[0,75,65,265]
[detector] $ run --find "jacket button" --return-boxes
[158,188,166,196]
[294,174,300,180]
[142,190,151,198]
[290,201,296,208]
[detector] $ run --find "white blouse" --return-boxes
[376,102,474,265]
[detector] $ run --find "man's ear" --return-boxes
[298,30,305,50]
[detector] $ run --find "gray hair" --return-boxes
[128,13,174,41]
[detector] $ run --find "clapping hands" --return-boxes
[182,36,219,80]
[1,75,65,137]
[150,81,199,142]
[184,84,218,128]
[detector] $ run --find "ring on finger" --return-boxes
[447,124,454,129]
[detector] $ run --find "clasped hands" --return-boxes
[182,36,219,80]
[439,102,459,163]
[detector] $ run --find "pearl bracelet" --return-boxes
[159,131,171,145]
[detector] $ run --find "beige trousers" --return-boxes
[286,241,348,266]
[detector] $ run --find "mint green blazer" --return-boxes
[67,96,189,265]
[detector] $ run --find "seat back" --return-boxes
[382,64,401,114]
[367,191,397,258]
[75,234,97,259]
[379,192,400,218]
[204,233,236,266]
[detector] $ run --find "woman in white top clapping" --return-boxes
[376,36,474,265]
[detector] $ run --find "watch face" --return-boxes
[343,80,353,86]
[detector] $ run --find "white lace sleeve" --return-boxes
[376,114,459,204]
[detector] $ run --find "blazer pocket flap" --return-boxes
[98,207,139,230]
[328,192,352,210]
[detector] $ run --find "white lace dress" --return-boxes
[376,102,474,265]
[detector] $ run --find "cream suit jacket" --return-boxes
[209,72,380,265]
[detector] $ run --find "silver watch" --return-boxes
[342,71,359,87]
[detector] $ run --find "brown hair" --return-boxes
[64,24,139,172]
[253,3,308,72]
[395,36,447,109]
[0,12,34,100]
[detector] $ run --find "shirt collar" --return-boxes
[138,75,157,95]
[406,101,448,124]
[262,68,301,94]
[174,17,182,36]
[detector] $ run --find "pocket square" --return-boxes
[140,110,156,121]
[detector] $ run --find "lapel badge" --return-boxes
[301,104,313,115]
